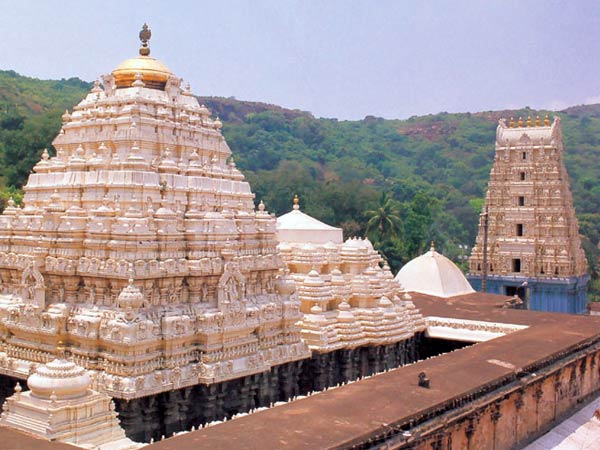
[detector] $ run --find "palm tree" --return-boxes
[365,192,402,243]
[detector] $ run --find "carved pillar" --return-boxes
[115,398,147,443]
[312,354,328,391]
[142,396,161,442]
[339,349,354,383]
[256,370,273,407]
[215,382,227,419]
[201,384,218,424]
[161,389,185,437]
[278,363,294,401]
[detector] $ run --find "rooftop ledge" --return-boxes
[425,316,528,342]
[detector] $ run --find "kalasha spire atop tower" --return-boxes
[0,24,309,406]
[467,115,589,313]
[139,23,151,56]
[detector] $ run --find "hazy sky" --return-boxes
[1,0,600,120]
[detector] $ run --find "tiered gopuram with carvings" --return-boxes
[468,115,589,313]
[277,197,425,392]
[0,25,311,441]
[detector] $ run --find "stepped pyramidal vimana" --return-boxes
[467,115,589,313]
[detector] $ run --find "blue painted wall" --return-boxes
[467,274,589,314]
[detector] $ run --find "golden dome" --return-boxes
[112,55,172,89]
[111,24,173,90]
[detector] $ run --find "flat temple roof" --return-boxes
[148,293,600,450]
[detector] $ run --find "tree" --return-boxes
[365,192,402,243]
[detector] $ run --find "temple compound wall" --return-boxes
[379,340,600,450]
[468,115,589,314]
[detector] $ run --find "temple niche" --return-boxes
[0,24,310,407]
[468,115,589,313]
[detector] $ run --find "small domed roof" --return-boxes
[28,352,91,400]
[276,196,343,245]
[395,244,475,298]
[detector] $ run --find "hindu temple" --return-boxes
[467,115,589,313]
[0,24,312,441]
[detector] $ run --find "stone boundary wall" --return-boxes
[357,338,600,450]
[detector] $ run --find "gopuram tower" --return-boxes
[0,25,309,440]
[468,115,589,313]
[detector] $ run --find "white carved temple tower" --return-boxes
[0,25,310,440]
[468,115,589,313]
[276,196,425,391]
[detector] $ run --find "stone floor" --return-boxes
[525,396,600,450]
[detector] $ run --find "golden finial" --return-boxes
[139,23,151,56]
[293,194,300,210]
[526,116,532,127]
[430,240,435,251]
[544,114,550,126]
[535,115,540,127]
[517,116,523,127]
[509,117,514,128]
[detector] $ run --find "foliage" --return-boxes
[365,192,402,242]
[0,70,92,188]
[0,71,599,299]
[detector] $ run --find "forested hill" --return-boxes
[0,70,93,188]
[0,70,598,298]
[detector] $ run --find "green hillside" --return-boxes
[0,70,92,191]
[1,70,598,299]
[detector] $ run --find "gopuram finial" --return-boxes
[544,114,550,126]
[139,23,151,56]
[430,241,435,252]
[293,194,300,210]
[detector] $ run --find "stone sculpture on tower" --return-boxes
[468,115,589,313]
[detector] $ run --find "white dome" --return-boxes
[28,357,91,400]
[277,210,343,245]
[395,246,475,298]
